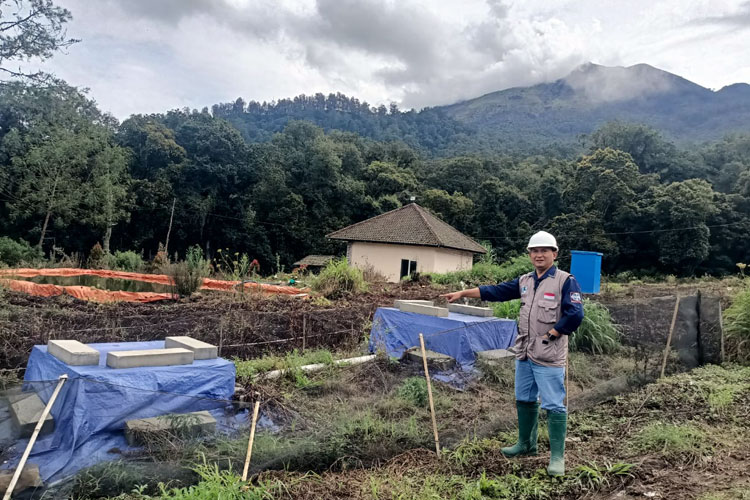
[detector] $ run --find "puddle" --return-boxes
[7,275,172,294]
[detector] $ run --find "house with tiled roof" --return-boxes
[326,203,486,283]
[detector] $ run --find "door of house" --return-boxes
[400,259,417,279]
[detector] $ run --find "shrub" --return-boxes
[724,288,750,361]
[492,299,521,320]
[113,250,144,272]
[570,300,621,354]
[0,237,40,267]
[311,257,368,299]
[397,377,428,407]
[166,245,211,298]
[428,255,533,287]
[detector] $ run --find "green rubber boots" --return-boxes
[501,401,539,457]
[501,402,567,476]
[546,411,567,476]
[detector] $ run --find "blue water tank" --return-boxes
[570,250,603,294]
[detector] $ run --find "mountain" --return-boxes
[212,63,750,155]
[440,63,750,145]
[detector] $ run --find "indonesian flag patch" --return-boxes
[543,292,556,300]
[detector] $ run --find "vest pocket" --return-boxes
[537,302,558,323]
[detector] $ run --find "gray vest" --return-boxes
[514,268,570,367]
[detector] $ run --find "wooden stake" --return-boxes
[302,315,307,351]
[660,295,681,378]
[565,356,569,409]
[241,400,261,482]
[218,325,224,357]
[419,333,440,455]
[3,375,68,500]
[164,197,176,256]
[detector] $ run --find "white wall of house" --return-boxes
[348,241,474,282]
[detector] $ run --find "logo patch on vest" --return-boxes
[570,292,582,304]
[543,292,555,300]
[521,286,528,295]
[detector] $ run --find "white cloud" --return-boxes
[18,0,750,119]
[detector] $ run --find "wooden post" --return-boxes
[164,197,176,256]
[660,295,681,378]
[302,315,307,351]
[3,375,68,500]
[419,333,440,456]
[241,400,261,481]
[218,325,224,358]
[565,356,569,409]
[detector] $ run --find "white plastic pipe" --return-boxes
[259,354,375,380]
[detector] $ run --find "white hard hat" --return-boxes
[527,231,558,251]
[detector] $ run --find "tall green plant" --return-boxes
[570,300,621,354]
[311,258,368,299]
[166,245,210,298]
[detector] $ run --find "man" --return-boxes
[442,231,584,476]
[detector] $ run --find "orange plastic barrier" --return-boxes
[0,279,173,303]
[0,268,308,302]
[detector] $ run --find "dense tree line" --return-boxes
[1,82,749,276]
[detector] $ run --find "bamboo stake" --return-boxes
[3,374,68,500]
[419,333,440,455]
[660,295,681,378]
[302,315,307,351]
[241,400,261,481]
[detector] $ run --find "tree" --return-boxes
[0,0,78,79]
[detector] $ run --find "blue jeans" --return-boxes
[515,359,566,413]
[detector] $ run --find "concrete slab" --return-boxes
[398,302,449,317]
[47,339,100,366]
[394,299,434,308]
[107,348,194,369]
[125,410,217,446]
[476,349,516,365]
[8,393,54,438]
[404,347,456,371]
[0,463,43,492]
[165,336,217,360]
[447,303,494,317]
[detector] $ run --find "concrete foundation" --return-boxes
[447,303,494,317]
[405,347,456,371]
[476,348,516,365]
[165,336,217,360]
[394,299,434,308]
[398,302,449,317]
[125,410,217,446]
[0,463,43,492]
[107,348,194,369]
[47,339,100,366]
[8,393,54,438]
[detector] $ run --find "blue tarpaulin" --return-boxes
[13,341,235,482]
[369,307,517,369]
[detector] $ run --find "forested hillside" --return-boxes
[1,81,749,277]
[210,64,750,156]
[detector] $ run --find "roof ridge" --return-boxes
[413,204,444,246]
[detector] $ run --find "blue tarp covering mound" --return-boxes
[15,341,235,482]
[369,307,517,369]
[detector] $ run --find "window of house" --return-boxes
[400,259,417,279]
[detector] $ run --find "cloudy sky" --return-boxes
[24,0,750,119]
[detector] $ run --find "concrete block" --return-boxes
[47,339,100,366]
[447,303,494,317]
[165,336,217,360]
[476,349,516,365]
[107,348,194,369]
[394,299,434,308]
[404,347,456,371]
[125,410,217,446]
[8,393,54,438]
[0,463,43,492]
[398,302,449,317]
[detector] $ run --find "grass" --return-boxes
[569,300,621,354]
[492,299,521,320]
[396,376,429,407]
[630,422,712,462]
[234,349,334,382]
[724,287,750,361]
[311,257,368,299]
